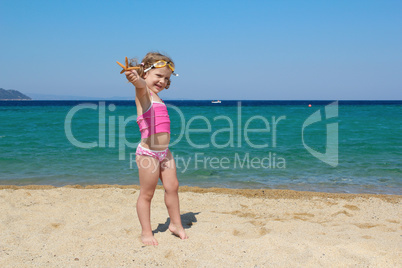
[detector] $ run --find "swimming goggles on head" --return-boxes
[143,60,179,76]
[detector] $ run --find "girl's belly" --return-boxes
[141,132,170,151]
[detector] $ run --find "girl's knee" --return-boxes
[164,180,179,193]
[139,191,155,202]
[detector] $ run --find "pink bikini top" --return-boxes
[137,92,171,138]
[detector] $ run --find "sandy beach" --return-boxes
[0,185,400,267]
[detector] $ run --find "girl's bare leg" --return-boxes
[136,155,160,245]
[160,150,188,240]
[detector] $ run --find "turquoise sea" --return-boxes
[0,100,401,195]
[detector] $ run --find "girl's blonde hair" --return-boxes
[129,52,175,89]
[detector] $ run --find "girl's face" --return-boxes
[144,67,172,93]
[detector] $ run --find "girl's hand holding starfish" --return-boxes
[125,69,146,89]
[117,56,146,88]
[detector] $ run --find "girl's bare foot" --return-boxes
[141,233,158,246]
[168,223,188,240]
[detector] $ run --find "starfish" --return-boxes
[116,57,140,74]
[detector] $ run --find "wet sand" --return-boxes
[0,185,401,267]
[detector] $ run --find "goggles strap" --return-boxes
[143,66,153,73]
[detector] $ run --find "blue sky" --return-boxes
[1,0,401,100]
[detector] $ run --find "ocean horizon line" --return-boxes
[1,99,401,104]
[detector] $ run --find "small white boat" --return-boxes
[211,100,221,104]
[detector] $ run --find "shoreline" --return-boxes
[1,184,400,203]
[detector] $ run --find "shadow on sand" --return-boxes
[153,212,200,235]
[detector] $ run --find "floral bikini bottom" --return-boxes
[135,144,168,162]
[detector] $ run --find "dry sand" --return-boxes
[0,185,400,267]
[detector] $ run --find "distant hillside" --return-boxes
[0,88,31,100]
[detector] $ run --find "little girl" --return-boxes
[124,52,188,246]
